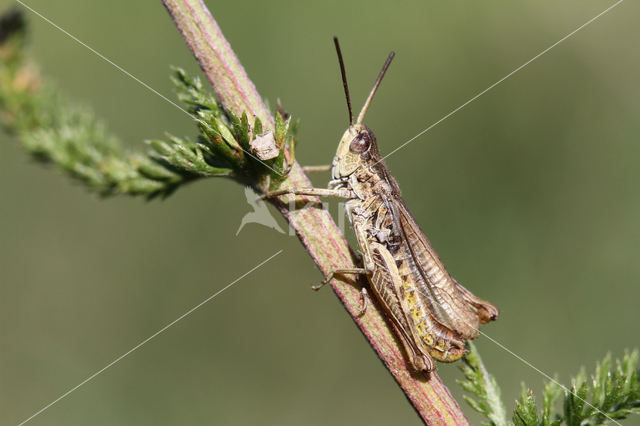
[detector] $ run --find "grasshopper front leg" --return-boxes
[302,165,332,173]
[262,187,353,200]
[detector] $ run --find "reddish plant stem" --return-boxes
[162,1,469,424]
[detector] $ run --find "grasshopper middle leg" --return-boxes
[312,222,377,292]
[313,267,371,315]
[313,222,377,315]
[313,267,369,291]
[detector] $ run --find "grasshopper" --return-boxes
[268,38,498,372]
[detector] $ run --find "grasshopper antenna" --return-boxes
[333,37,353,125]
[356,51,395,125]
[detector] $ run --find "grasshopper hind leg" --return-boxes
[387,318,435,372]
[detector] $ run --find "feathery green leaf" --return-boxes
[458,342,508,426]
[0,13,299,198]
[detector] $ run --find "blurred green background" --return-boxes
[1,1,639,425]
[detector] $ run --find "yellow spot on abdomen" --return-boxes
[404,290,417,307]
[422,332,434,346]
[410,308,422,323]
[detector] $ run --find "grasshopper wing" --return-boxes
[391,199,496,339]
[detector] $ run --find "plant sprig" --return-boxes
[0,11,297,198]
[458,342,508,426]
[459,343,640,425]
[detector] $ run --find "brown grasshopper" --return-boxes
[268,38,498,372]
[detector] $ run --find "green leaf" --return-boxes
[458,342,507,426]
[514,388,540,426]
[502,350,640,426]
[542,380,562,426]
[1,10,298,195]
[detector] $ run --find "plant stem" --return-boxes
[162,1,469,424]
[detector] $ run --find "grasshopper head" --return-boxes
[333,123,377,178]
[331,37,393,179]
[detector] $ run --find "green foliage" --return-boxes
[514,389,540,426]
[169,67,297,184]
[458,342,508,426]
[542,381,563,426]
[460,345,640,425]
[0,10,297,198]
[21,102,184,196]
[560,352,640,425]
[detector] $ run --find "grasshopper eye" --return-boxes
[349,132,371,154]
